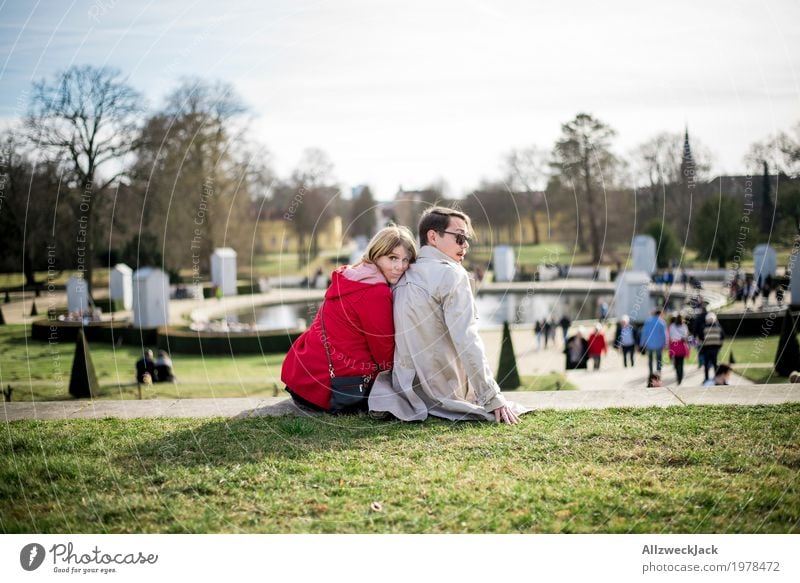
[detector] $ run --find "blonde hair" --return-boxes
[363,225,418,264]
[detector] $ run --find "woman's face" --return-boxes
[375,245,411,284]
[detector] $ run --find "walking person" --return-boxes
[543,318,553,349]
[587,323,608,371]
[614,315,639,368]
[559,314,571,345]
[691,299,708,370]
[700,312,725,383]
[639,309,668,376]
[534,320,544,351]
[667,313,690,385]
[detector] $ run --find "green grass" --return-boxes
[468,243,590,267]
[519,373,575,391]
[684,336,779,366]
[2,405,798,533]
[737,368,789,384]
[0,325,286,401]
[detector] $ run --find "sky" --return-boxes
[1,0,799,200]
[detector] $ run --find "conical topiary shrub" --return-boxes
[69,328,99,398]
[30,301,38,316]
[0,305,5,325]
[775,311,800,377]
[497,320,521,390]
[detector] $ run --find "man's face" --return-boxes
[429,217,470,263]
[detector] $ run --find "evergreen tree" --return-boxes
[497,321,520,390]
[643,219,680,269]
[69,329,99,398]
[679,128,698,239]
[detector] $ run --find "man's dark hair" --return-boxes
[417,206,473,247]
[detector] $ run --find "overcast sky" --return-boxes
[1,0,798,199]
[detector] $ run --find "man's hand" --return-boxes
[493,405,519,425]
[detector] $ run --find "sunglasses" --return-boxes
[440,230,471,246]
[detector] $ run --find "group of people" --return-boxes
[561,304,730,387]
[730,272,786,308]
[534,319,557,349]
[135,349,176,385]
[626,307,728,386]
[564,323,608,370]
[281,207,528,424]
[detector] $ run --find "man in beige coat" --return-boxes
[368,207,527,424]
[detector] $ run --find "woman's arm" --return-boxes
[357,287,395,372]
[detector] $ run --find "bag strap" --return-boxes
[319,301,336,379]
[318,299,373,383]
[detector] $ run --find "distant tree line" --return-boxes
[2,65,800,294]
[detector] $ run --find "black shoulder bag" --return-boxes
[320,303,373,413]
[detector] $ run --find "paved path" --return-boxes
[481,325,754,390]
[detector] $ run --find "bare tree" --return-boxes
[25,65,143,298]
[131,78,253,274]
[503,146,549,244]
[0,132,77,286]
[630,130,712,250]
[746,121,800,178]
[287,148,339,263]
[551,113,618,264]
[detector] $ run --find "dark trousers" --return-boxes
[286,388,326,412]
[674,356,685,385]
[622,345,635,367]
[702,347,720,381]
[647,349,663,375]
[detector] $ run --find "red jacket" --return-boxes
[587,331,607,356]
[281,266,394,410]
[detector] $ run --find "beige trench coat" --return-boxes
[368,246,530,421]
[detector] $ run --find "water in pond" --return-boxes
[229,290,645,331]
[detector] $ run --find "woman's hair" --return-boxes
[363,224,418,264]
[417,206,474,246]
[671,313,683,325]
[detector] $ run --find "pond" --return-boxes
[224,289,670,331]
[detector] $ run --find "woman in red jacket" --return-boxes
[587,323,608,371]
[281,225,417,412]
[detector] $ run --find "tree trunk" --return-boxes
[23,250,36,288]
[81,175,96,302]
[582,153,601,264]
[530,202,541,245]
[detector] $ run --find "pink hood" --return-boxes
[341,262,387,285]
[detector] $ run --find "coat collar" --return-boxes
[418,245,458,265]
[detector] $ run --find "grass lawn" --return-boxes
[468,243,589,268]
[685,336,779,365]
[519,373,575,391]
[0,324,286,401]
[2,405,798,533]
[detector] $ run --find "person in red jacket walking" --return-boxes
[281,225,417,412]
[587,322,608,371]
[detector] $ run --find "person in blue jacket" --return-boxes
[639,309,668,376]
